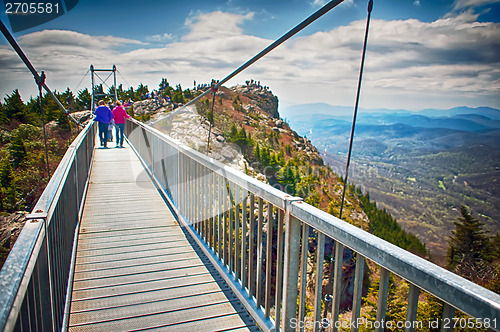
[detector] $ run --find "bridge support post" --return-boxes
[282,198,303,331]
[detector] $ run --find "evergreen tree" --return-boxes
[447,205,490,269]
[253,143,260,161]
[0,150,19,211]
[1,90,32,125]
[76,88,91,111]
[135,83,148,100]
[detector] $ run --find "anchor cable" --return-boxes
[182,0,345,109]
[0,19,81,127]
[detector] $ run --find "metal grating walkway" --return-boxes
[68,139,260,331]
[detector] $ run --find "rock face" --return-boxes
[133,99,170,116]
[232,85,279,118]
[0,212,28,268]
[149,106,247,172]
[71,110,92,126]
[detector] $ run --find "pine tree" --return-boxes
[447,205,490,269]
[76,88,92,111]
[1,90,31,125]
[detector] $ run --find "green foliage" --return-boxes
[356,187,428,256]
[183,88,193,100]
[446,206,499,292]
[76,88,91,111]
[171,84,186,104]
[0,150,19,211]
[135,83,149,100]
[0,91,71,214]
[447,205,490,268]
[232,95,243,112]
[362,274,407,330]
[0,245,9,270]
[228,124,253,150]
[1,90,35,125]
[361,276,449,332]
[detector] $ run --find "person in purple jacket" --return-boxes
[94,100,113,148]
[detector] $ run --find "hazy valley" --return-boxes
[281,103,500,259]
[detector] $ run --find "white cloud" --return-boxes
[453,0,500,10]
[183,11,254,41]
[146,33,174,43]
[1,10,499,110]
[311,0,355,8]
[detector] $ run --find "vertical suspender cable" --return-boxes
[37,72,51,178]
[321,0,373,329]
[339,0,373,220]
[207,81,217,153]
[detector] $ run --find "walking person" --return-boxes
[112,101,130,148]
[107,101,115,142]
[94,100,113,148]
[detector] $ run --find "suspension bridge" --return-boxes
[1,0,500,331]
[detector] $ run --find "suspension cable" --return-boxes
[206,81,218,153]
[37,71,51,178]
[117,69,132,90]
[0,19,82,127]
[183,0,345,108]
[73,69,90,93]
[94,72,114,91]
[321,1,373,329]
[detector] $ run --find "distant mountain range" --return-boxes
[280,103,500,257]
[282,103,500,120]
[281,104,500,152]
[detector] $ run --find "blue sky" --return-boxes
[1,0,499,110]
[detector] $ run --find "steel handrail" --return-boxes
[290,201,500,322]
[126,117,500,332]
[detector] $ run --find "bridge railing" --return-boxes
[0,121,96,332]
[126,118,500,332]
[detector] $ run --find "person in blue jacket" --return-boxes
[94,100,113,148]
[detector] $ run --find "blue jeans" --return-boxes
[98,122,109,147]
[115,123,125,146]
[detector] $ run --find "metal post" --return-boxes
[113,65,118,102]
[90,65,95,112]
[351,254,365,332]
[275,208,285,330]
[42,218,57,332]
[330,242,344,331]
[314,232,325,332]
[298,223,309,332]
[405,284,420,332]
[441,304,455,332]
[256,197,264,308]
[282,200,302,331]
[264,202,273,318]
[376,268,390,332]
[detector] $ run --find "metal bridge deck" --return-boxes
[68,139,259,331]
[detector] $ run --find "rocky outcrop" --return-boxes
[0,212,28,268]
[231,85,279,118]
[70,110,92,126]
[149,106,247,172]
[133,99,170,116]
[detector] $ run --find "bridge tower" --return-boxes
[90,64,118,112]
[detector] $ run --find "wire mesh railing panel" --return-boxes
[0,122,96,332]
[126,118,500,332]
